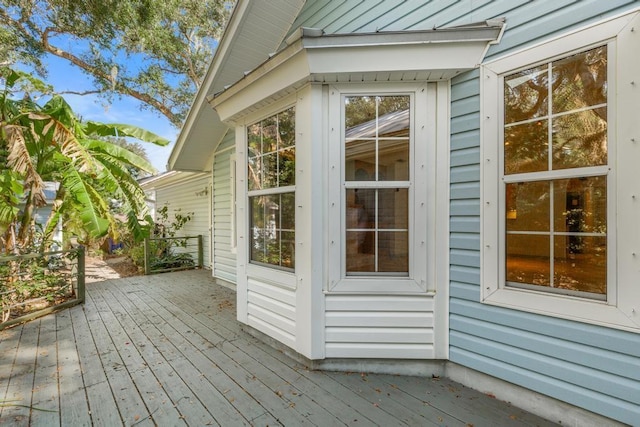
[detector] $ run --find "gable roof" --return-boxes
[170,0,504,172]
[168,0,306,171]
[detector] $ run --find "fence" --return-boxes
[143,235,203,275]
[1,247,85,330]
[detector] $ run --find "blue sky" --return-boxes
[30,56,179,174]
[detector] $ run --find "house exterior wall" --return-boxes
[291,1,639,424]
[153,174,211,269]
[212,132,237,285]
[448,3,640,425]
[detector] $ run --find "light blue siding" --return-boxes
[289,1,640,423]
[448,2,640,421]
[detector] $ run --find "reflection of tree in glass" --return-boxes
[504,46,607,174]
[345,96,409,129]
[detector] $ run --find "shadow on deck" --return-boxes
[0,270,557,426]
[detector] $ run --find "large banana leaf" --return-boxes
[83,122,169,146]
[86,139,156,174]
[61,164,110,238]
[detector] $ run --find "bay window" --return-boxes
[344,95,410,275]
[247,107,295,270]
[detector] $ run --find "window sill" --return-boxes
[482,287,640,333]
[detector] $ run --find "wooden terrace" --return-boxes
[0,270,556,426]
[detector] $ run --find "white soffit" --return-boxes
[210,21,505,122]
[168,0,306,171]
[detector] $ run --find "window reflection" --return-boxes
[503,46,608,298]
[505,178,606,296]
[344,95,410,275]
[247,107,296,270]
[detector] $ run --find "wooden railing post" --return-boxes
[197,235,203,268]
[76,246,85,303]
[144,237,150,275]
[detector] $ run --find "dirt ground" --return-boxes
[103,256,141,277]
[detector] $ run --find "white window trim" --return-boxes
[237,97,298,289]
[327,82,445,294]
[481,9,640,332]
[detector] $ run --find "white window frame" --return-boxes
[328,82,445,294]
[481,10,640,332]
[245,106,296,273]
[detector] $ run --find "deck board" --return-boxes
[0,270,559,426]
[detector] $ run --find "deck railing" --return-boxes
[143,235,203,275]
[1,247,85,330]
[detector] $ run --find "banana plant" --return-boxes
[1,67,168,253]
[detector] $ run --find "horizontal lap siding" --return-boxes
[155,175,210,268]
[450,2,640,424]
[325,295,435,359]
[213,135,237,284]
[247,279,296,348]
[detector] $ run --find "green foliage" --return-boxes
[0,0,231,126]
[0,67,166,253]
[128,203,196,273]
[0,246,78,323]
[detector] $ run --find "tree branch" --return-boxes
[40,30,180,125]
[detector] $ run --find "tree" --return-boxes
[0,0,231,127]
[0,67,168,254]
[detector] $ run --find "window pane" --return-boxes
[279,148,295,186]
[280,192,295,231]
[504,120,548,174]
[553,176,606,234]
[346,231,375,272]
[506,234,550,286]
[250,197,266,262]
[552,109,607,170]
[552,46,607,114]
[278,108,295,148]
[378,96,410,117]
[345,141,376,181]
[262,116,278,153]
[281,231,295,269]
[506,182,550,232]
[378,231,408,273]
[248,124,262,155]
[262,152,277,189]
[346,189,370,229]
[554,236,606,295]
[247,108,295,271]
[504,65,548,124]
[345,96,377,129]
[378,189,408,230]
[378,139,409,181]
[248,156,261,191]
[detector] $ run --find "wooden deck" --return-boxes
[0,270,557,426]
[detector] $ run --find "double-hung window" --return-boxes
[247,107,296,270]
[481,11,640,331]
[328,83,445,293]
[344,95,410,275]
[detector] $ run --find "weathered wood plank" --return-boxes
[2,319,39,425]
[122,289,269,425]
[0,323,23,416]
[29,315,60,426]
[83,288,151,426]
[1,271,558,427]
[56,308,92,426]
[68,298,122,426]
